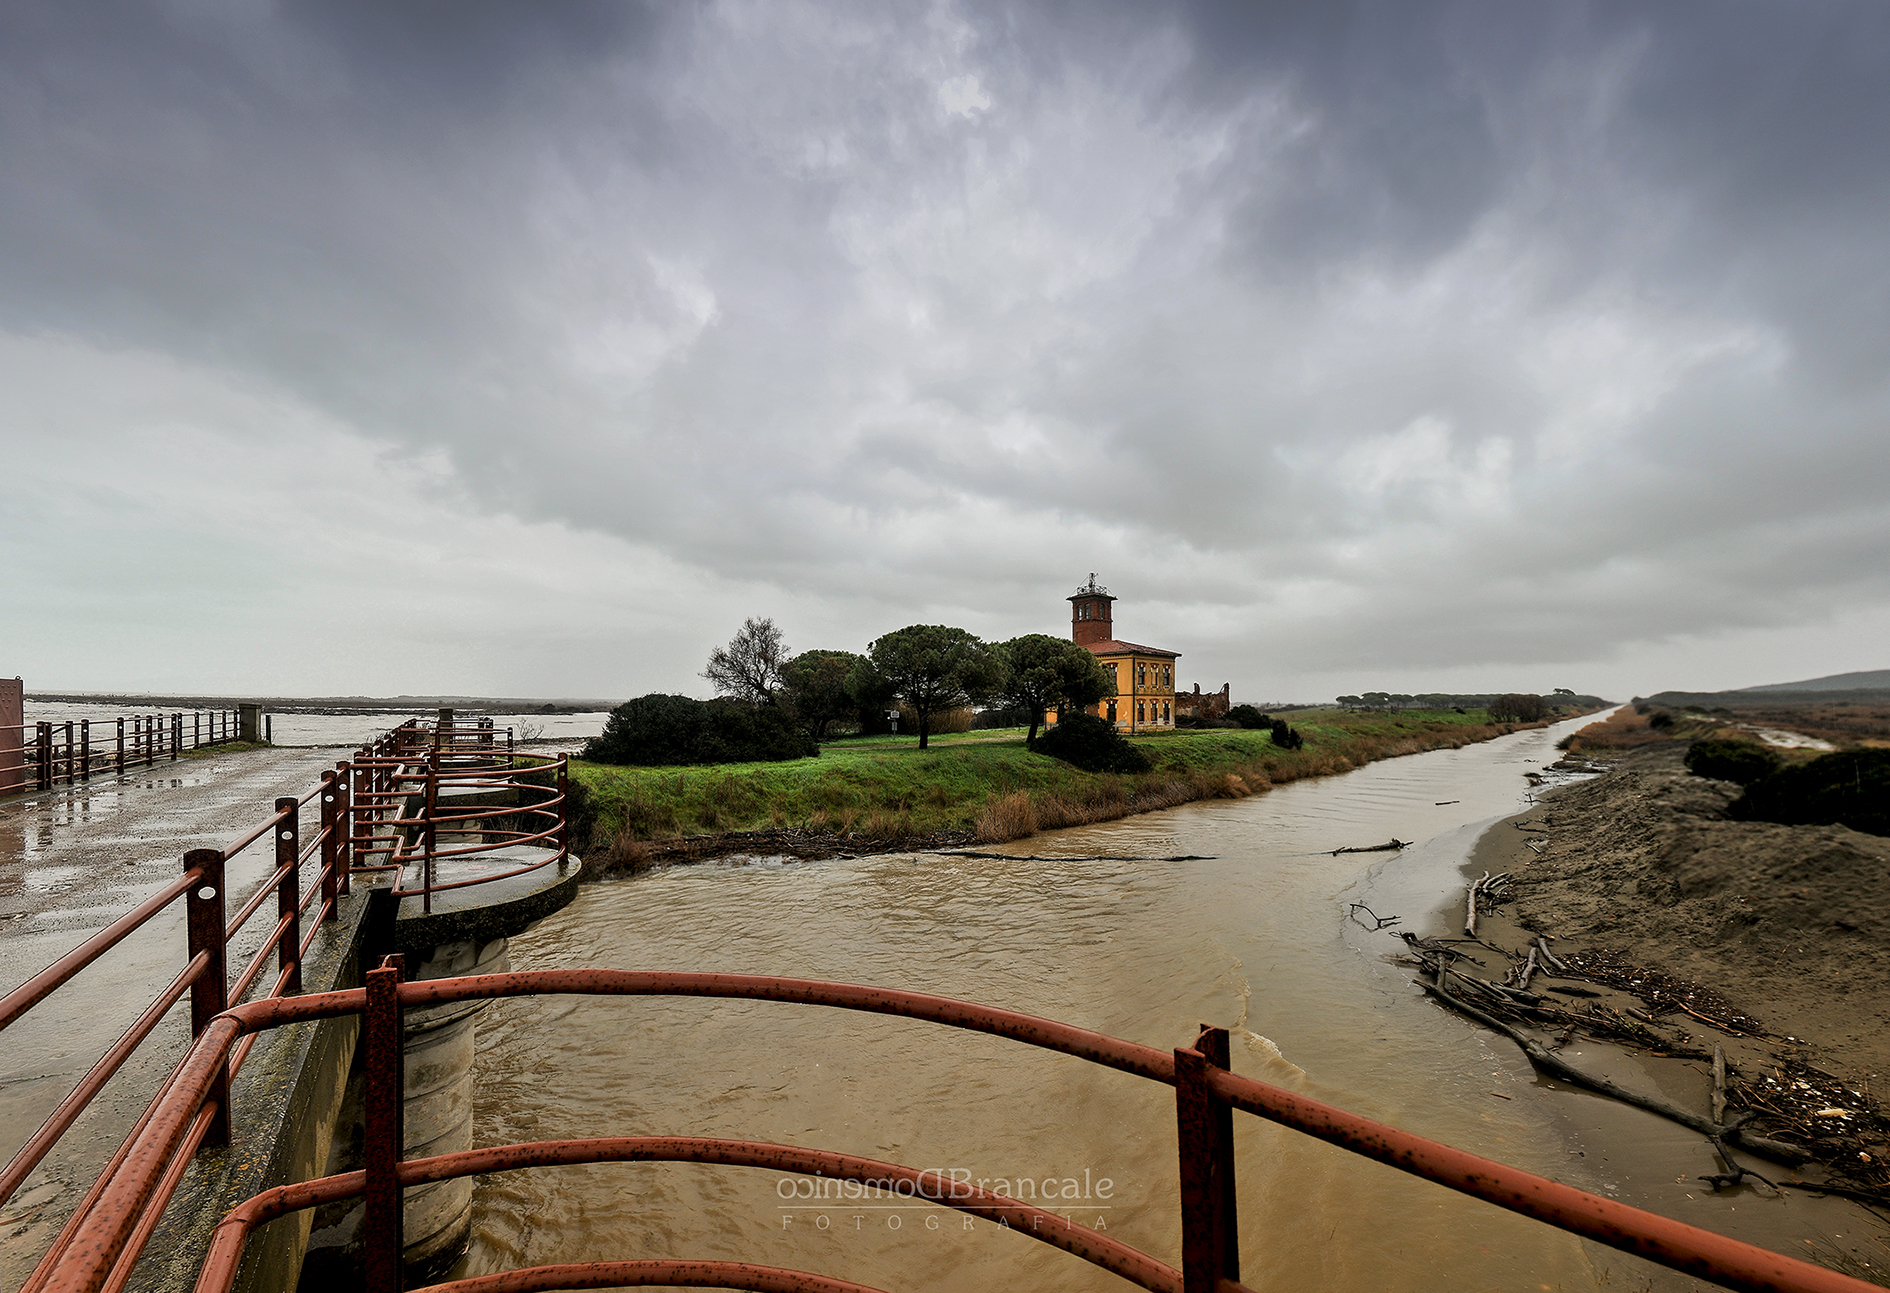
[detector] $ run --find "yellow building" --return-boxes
[1067,575,1178,731]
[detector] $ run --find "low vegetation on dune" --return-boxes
[568,706,1590,874]
[1560,698,1889,838]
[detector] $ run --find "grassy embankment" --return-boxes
[571,707,1592,873]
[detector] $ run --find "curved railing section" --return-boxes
[31,966,1882,1293]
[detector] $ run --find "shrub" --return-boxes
[1647,710,1677,730]
[1728,749,1890,837]
[1268,718,1304,751]
[1684,737,1782,786]
[1487,693,1548,722]
[581,694,816,766]
[1227,704,1271,730]
[1033,712,1153,774]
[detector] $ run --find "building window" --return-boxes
[1163,702,1170,722]
[1137,701,1145,722]
[1164,665,1172,687]
[1106,701,1117,722]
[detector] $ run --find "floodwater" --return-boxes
[18,700,610,751]
[460,714,1791,1293]
[0,747,346,1285]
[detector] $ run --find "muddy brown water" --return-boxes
[460,715,1883,1293]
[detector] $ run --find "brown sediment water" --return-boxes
[459,713,1798,1292]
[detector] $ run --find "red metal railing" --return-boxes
[0,717,559,1293]
[32,966,1881,1293]
[339,718,565,911]
[0,710,244,793]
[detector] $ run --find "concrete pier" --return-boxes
[398,935,510,1274]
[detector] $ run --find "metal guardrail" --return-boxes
[0,717,563,1293]
[33,966,1881,1293]
[0,711,243,793]
[348,720,568,913]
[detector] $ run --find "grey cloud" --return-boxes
[3,0,1888,699]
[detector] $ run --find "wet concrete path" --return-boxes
[0,745,346,1280]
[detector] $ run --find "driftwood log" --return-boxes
[1330,839,1410,856]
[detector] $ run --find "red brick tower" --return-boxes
[1068,574,1115,647]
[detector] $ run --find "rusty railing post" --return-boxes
[364,954,407,1293]
[557,757,569,860]
[184,848,231,1148]
[423,750,439,914]
[62,722,74,784]
[334,761,353,894]
[79,720,90,781]
[352,752,371,866]
[319,772,341,918]
[173,713,182,761]
[144,716,155,768]
[116,718,125,774]
[194,711,200,749]
[1175,1025,1239,1293]
[275,798,302,994]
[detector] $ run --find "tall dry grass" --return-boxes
[1557,707,1670,754]
[972,765,1270,842]
[896,704,974,735]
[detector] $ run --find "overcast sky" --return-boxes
[4,0,1887,704]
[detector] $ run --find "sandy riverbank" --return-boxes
[1475,743,1890,1085]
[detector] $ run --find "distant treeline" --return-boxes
[1334,691,1610,713]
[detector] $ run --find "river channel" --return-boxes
[459,713,1707,1292]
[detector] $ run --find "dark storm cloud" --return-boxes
[3,0,1888,696]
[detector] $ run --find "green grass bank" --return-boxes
[569,707,1593,877]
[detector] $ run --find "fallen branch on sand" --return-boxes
[1347,903,1401,931]
[1463,871,1513,939]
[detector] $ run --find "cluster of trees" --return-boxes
[1486,693,1549,722]
[696,617,1120,752]
[585,615,1326,768]
[1337,690,1579,718]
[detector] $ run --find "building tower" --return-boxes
[1068,573,1115,647]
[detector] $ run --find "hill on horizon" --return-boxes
[1739,669,1890,693]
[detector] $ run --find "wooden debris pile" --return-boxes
[1365,884,1890,1199]
[1556,948,1764,1036]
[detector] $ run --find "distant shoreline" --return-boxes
[26,691,617,714]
